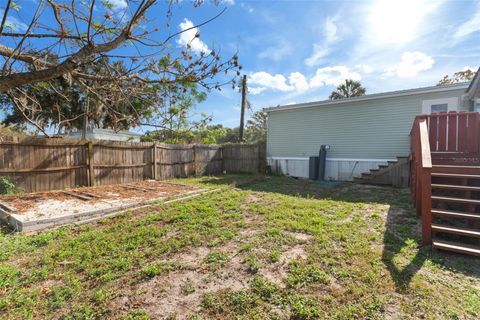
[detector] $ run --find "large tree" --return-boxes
[244,110,267,143]
[0,0,240,135]
[329,79,366,100]
[437,68,476,85]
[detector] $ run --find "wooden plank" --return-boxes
[457,113,468,151]
[466,113,479,153]
[0,201,16,212]
[153,143,158,180]
[93,163,147,168]
[62,191,93,201]
[428,114,438,151]
[419,120,432,168]
[437,113,447,151]
[447,112,457,152]
[0,165,86,173]
[88,141,94,187]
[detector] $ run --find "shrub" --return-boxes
[0,176,19,194]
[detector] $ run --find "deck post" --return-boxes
[421,167,432,245]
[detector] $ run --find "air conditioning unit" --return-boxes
[476,98,480,112]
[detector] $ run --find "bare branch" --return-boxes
[0,0,13,37]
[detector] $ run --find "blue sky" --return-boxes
[172,0,480,129]
[3,0,480,132]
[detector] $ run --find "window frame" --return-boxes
[421,97,458,114]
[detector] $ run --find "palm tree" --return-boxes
[329,79,366,100]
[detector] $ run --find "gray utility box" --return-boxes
[309,156,319,180]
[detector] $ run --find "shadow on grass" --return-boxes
[200,174,480,291]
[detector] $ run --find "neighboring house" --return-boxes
[264,70,480,181]
[62,128,142,142]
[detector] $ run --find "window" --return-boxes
[421,97,458,114]
[431,103,448,113]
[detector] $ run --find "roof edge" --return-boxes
[264,82,469,113]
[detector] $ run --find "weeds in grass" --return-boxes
[0,175,478,319]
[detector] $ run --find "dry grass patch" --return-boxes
[0,175,479,319]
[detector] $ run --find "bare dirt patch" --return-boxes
[110,226,315,318]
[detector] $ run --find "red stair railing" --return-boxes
[410,111,480,245]
[410,117,432,245]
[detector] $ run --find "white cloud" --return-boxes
[105,0,128,9]
[310,66,361,88]
[454,8,480,39]
[249,66,363,94]
[355,64,374,74]
[248,71,309,95]
[258,40,292,62]
[221,0,235,5]
[288,72,309,92]
[177,19,210,54]
[384,51,434,78]
[304,15,339,66]
[240,2,254,13]
[249,72,293,92]
[325,16,338,43]
[305,45,331,67]
[0,9,28,31]
[249,87,267,95]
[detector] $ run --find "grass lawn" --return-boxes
[0,175,479,319]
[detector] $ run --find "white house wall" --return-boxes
[267,157,391,181]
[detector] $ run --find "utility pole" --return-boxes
[82,96,89,140]
[239,75,247,142]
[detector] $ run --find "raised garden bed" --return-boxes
[0,180,206,233]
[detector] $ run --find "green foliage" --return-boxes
[204,251,229,267]
[438,68,476,85]
[0,177,20,195]
[0,175,478,319]
[139,262,175,280]
[287,260,329,288]
[290,296,322,320]
[0,125,29,137]
[244,111,267,143]
[329,79,366,100]
[122,309,150,320]
[250,276,278,302]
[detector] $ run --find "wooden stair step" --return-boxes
[432,209,480,220]
[431,195,480,205]
[432,224,480,237]
[432,165,480,174]
[431,184,480,192]
[432,173,480,179]
[433,240,480,256]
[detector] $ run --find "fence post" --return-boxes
[87,140,94,186]
[152,143,157,180]
[193,144,197,177]
[221,145,226,174]
[258,142,266,174]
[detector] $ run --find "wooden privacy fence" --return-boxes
[0,136,265,192]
